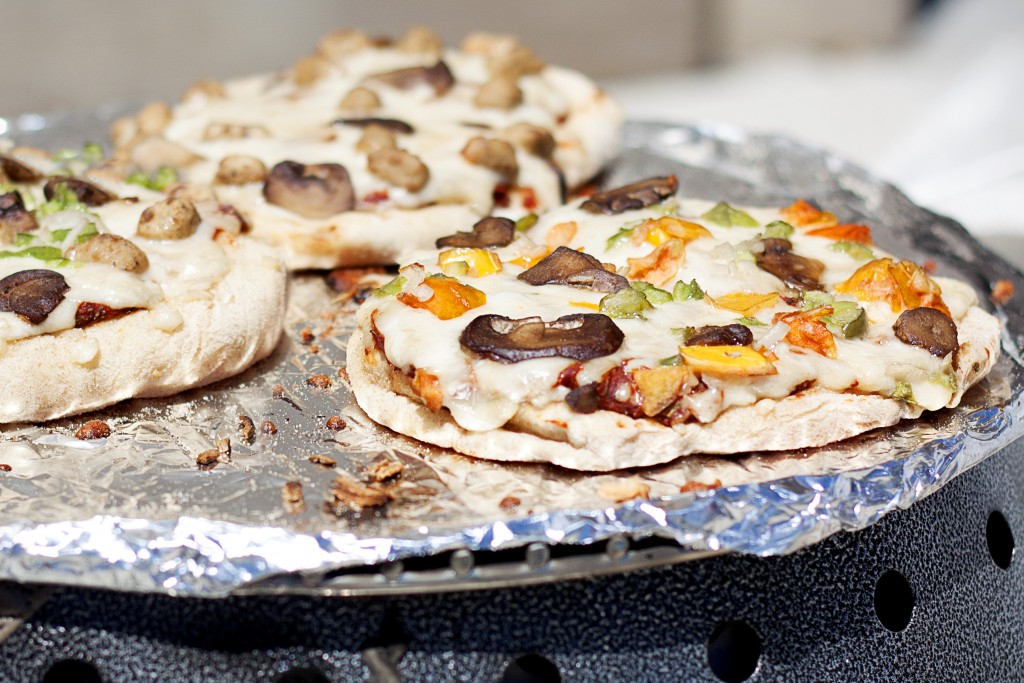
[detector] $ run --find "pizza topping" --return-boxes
[263,161,354,219]
[436,216,515,249]
[677,345,778,377]
[763,221,795,239]
[834,257,949,315]
[565,383,600,414]
[519,246,628,293]
[214,155,267,185]
[633,364,691,417]
[355,125,398,155]
[397,275,486,319]
[396,26,443,55]
[65,234,149,274]
[336,117,416,135]
[202,122,271,141]
[806,223,873,244]
[0,269,69,324]
[474,77,523,110]
[893,307,959,358]
[502,123,556,159]
[712,291,779,316]
[631,216,711,247]
[754,238,825,291]
[371,61,455,96]
[683,324,753,347]
[461,137,518,181]
[781,199,837,228]
[581,176,678,215]
[438,248,502,277]
[626,238,686,286]
[0,192,38,243]
[774,308,838,358]
[338,86,381,113]
[0,154,44,183]
[136,197,200,240]
[701,201,759,228]
[44,177,116,207]
[599,286,653,319]
[459,313,624,363]
[830,240,874,261]
[367,148,430,193]
[127,136,204,172]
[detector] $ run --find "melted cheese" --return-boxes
[367,197,975,431]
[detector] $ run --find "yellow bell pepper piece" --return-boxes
[713,291,780,316]
[397,276,486,320]
[678,345,777,377]
[437,248,502,277]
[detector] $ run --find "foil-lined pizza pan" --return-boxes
[1,114,1022,597]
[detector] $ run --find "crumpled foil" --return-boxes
[1,116,1021,597]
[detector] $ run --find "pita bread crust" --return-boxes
[347,306,1001,472]
[0,239,286,424]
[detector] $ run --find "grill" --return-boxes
[2,436,1021,682]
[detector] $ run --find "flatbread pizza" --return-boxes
[109,28,623,270]
[0,143,286,423]
[347,176,1001,471]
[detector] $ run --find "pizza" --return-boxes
[347,176,1002,471]
[108,27,623,270]
[0,143,286,423]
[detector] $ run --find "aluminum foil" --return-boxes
[1,115,1022,597]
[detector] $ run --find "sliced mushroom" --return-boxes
[355,125,398,154]
[371,61,454,96]
[460,313,625,363]
[136,197,201,240]
[0,191,38,243]
[202,122,271,141]
[502,123,556,159]
[263,161,354,219]
[334,117,415,135]
[436,216,515,248]
[518,246,628,293]
[0,154,44,183]
[395,26,442,55]
[581,176,679,215]
[44,176,117,207]
[893,307,959,358]
[474,77,523,110]
[0,269,69,324]
[367,149,430,192]
[683,324,754,347]
[65,233,149,274]
[461,136,518,181]
[338,86,381,113]
[214,155,268,185]
[754,238,825,291]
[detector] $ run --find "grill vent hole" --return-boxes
[874,568,915,632]
[707,620,761,682]
[986,509,1015,569]
[41,660,104,683]
[501,653,562,682]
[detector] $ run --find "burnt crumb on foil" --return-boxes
[237,415,256,444]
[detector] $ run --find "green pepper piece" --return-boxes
[672,279,704,302]
[630,281,672,305]
[599,287,652,319]
[735,316,767,327]
[514,213,538,232]
[763,220,795,239]
[659,354,683,366]
[36,183,87,216]
[605,224,637,251]
[77,223,99,243]
[0,246,65,261]
[373,275,407,297]
[701,201,759,228]
[800,290,834,311]
[673,326,697,342]
[151,166,178,191]
[891,381,916,404]
[823,301,867,339]
[830,240,874,261]
[14,232,35,247]
[930,372,957,393]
